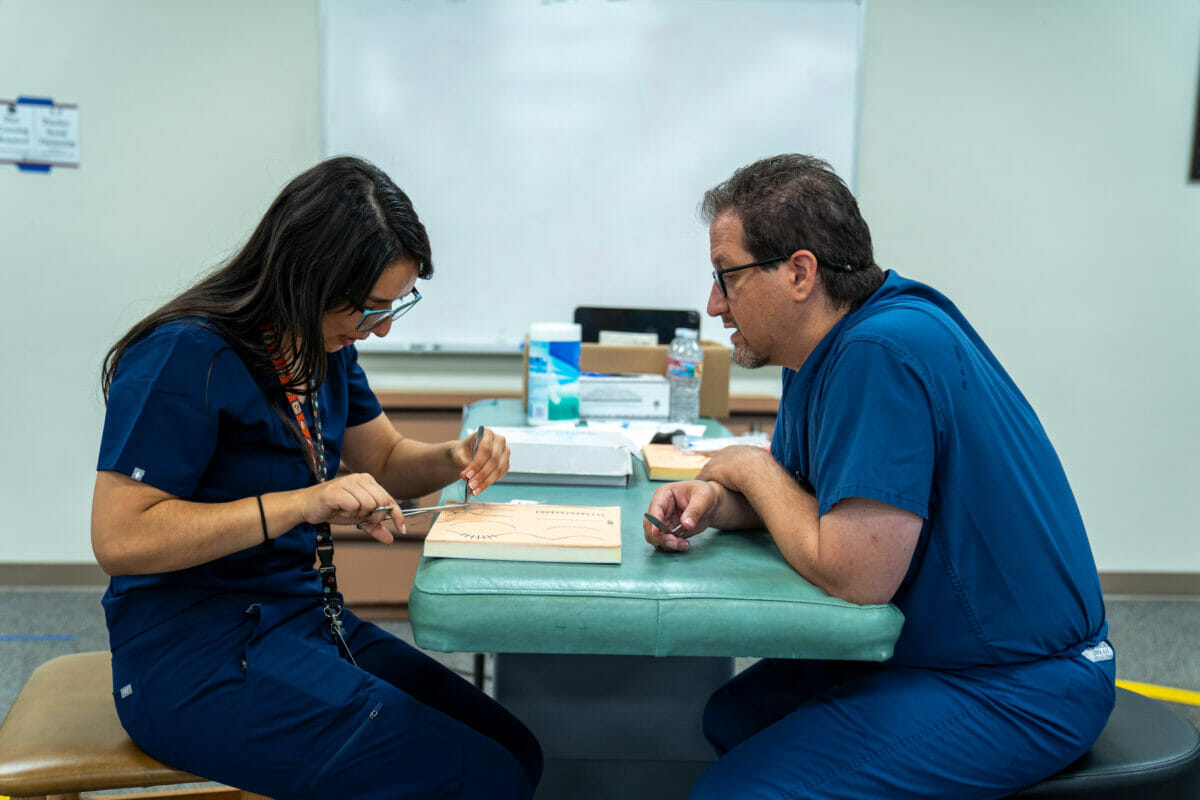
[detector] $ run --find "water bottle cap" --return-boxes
[674,327,698,340]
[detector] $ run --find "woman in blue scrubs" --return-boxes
[92,156,542,799]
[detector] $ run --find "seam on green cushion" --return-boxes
[415,588,852,602]
[411,587,899,613]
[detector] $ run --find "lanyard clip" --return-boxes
[323,601,356,665]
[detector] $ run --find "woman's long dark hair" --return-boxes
[101,156,433,400]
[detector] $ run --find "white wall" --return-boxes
[3,0,1197,573]
[856,0,1200,572]
[0,0,320,563]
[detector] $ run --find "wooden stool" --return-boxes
[0,651,271,800]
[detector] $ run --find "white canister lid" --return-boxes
[529,322,582,341]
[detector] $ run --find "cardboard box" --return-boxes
[582,340,730,418]
[522,338,731,419]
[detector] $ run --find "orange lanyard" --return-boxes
[261,326,352,660]
[263,328,326,481]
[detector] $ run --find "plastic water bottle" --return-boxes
[666,327,703,424]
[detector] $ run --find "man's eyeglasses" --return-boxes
[352,288,422,332]
[712,254,855,297]
[712,256,787,297]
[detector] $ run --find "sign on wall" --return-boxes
[0,97,80,171]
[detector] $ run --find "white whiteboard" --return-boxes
[321,0,864,352]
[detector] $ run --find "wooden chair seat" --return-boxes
[0,651,269,800]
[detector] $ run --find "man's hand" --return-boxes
[643,480,722,552]
[695,444,776,493]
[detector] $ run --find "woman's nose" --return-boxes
[370,315,394,337]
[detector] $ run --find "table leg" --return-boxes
[493,653,734,800]
[474,652,486,690]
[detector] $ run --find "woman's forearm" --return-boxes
[91,471,311,575]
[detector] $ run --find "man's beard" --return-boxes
[732,338,769,369]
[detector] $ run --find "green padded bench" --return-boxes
[409,400,904,799]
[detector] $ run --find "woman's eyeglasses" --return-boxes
[352,288,422,332]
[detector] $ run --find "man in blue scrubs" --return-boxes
[643,154,1114,799]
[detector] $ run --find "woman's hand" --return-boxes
[453,427,510,497]
[299,472,405,543]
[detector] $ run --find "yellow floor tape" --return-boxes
[1117,679,1200,707]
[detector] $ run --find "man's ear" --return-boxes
[784,250,820,302]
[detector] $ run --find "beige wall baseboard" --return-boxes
[2,564,1198,597]
[1100,572,1200,596]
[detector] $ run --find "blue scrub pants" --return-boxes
[691,645,1115,800]
[111,596,541,799]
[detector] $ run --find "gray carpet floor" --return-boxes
[2,588,1198,793]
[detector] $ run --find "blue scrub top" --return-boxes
[97,319,383,648]
[772,271,1106,669]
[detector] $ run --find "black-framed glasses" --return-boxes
[712,254,855,297]
[353,288,422,332]
[712,256,787,297]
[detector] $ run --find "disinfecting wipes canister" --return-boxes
[527,322,581,425]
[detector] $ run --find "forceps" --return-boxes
[357,426,485,530]
[354,501,473,530]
